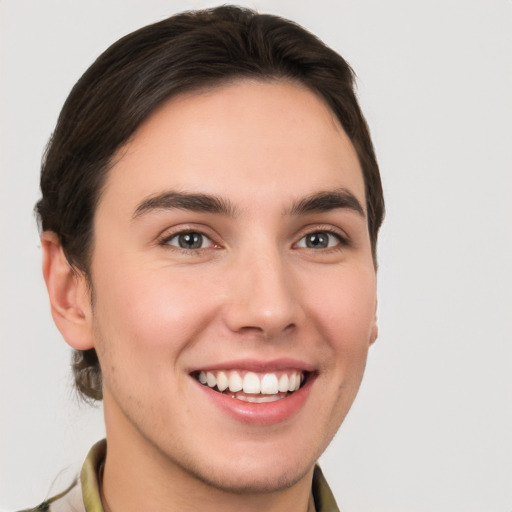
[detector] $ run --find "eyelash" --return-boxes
[158,229,217,253]
[295,228,348,251]
[157,226,349,253]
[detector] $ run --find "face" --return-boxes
[87,80,377,492]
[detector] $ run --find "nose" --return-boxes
[222,246,302,339]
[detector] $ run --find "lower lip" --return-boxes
[194,375,315,426]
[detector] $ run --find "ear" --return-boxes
[369,300,379,346]
[41,231,94,350]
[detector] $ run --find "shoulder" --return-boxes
[14,479,85,512]
[13,439,106,512]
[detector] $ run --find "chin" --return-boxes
[183,458,315,495]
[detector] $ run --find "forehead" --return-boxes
[100,79,365,215]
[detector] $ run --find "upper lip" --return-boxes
[188,358,316,374]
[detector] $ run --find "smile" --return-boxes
[194,370,306,403]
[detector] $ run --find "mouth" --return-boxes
[192,369,309,404]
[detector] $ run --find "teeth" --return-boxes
[196,369,305,396]
[261,373,279,394]
[228,371,243,392]
[288,373,301,392]
[206,372,216,388]
[216,371,229,391]
[236,394,283,403]
[278,374,289,392]
[288,373,297,392]
[243,372,260,394]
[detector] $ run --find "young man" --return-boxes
[29,5,384,511]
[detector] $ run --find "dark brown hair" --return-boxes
[36,5,384,401]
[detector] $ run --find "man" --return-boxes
[27,5,384,511]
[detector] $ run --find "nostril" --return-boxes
[235,322,296,340]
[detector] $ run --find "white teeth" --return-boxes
[196,370,305,395]
[216,371,229,391]
[288,373,297,392]
[243,372,261,394]
[228,371,243,392]
[236,394,283,403]
[278,374,289,392]
[261,373,279,394]
[206,372,216,388]
[289,373,301,391]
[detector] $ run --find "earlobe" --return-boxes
[369,300,378,346]
[41,231,94,350]
[369,322,378,346]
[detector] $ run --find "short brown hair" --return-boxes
[36,5,384,401]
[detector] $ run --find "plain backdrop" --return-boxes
[1,1,511,510]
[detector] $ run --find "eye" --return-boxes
[164,231,214,250]
[296,231,342,249]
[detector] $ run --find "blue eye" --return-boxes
[296,231,341,249]
[165,232,213,250]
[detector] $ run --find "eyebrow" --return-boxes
[288,189,365,218]
[132,188,365,220]
[132,191,238,220]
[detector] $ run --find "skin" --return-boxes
[42,79,378,512]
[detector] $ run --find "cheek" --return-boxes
[302,265,376,358]
[91,260,217,360]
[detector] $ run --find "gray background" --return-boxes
[1,0,511,510]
